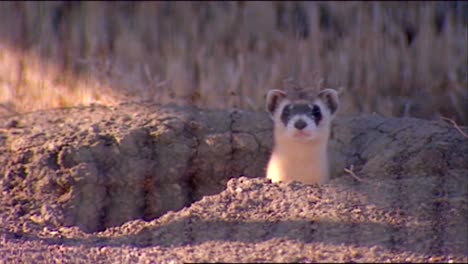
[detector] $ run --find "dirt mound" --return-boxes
[0,103,273,233]
[0,103,467,263]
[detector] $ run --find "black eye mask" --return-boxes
[280,103,322,126]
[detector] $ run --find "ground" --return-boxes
[0,103,467,263]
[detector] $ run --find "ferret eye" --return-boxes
[280,105,291,125]
[282,106,290,116]
[311,105,321,118]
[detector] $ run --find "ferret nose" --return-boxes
[294,119,307,130]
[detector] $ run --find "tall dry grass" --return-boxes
[0,1,466,124]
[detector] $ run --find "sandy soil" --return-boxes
[0,103,467,263]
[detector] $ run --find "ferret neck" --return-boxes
[274,132,329,158]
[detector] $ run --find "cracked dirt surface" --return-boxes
[0,102,467,263]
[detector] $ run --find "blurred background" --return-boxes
[0,1,466,124]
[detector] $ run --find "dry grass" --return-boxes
[0,1,466,124]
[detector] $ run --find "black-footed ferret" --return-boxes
[265,87,339,185]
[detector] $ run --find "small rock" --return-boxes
[89,124,100,133]
[5,119,19,128]
[122,115,131,122]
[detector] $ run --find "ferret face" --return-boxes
[266,88,339,141]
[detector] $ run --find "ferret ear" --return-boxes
[317,89,339,115]
[266,89,287,115]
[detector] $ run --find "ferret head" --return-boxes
[266,88,339,142]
